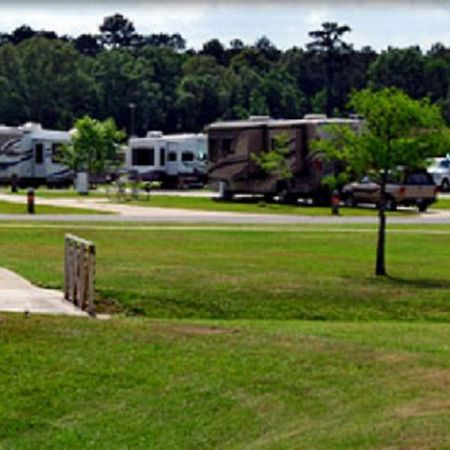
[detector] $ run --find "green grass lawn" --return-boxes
[2,315,450,450]
[434,196,450,209]
[3,223,450,448]
[0,187,106,199]
[0,200,109,215]
[116,195,421,217]
[2,222,450,321]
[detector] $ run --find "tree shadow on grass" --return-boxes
[342,274,450,290]
[385,276,450,290]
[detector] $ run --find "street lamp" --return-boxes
[128,102,136,137]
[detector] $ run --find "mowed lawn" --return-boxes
[2,316,450,449]
[3,224,450,449]
[2,223,450,321]
[0,200,106,215]
[119,195,421,216]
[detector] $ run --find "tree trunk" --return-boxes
[375,172,387,276]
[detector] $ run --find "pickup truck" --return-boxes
[342,171,437,212]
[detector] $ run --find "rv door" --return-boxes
[32,142,46,179]
[166,142,178,176]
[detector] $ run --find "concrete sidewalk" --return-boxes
[0,268,87,316]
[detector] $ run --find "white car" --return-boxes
[428,157,450,191]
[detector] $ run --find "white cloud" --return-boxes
[0,2,449,51]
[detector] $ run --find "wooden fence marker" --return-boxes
[64,234,96,317]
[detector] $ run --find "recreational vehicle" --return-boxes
[206,115,361,202]
[0,122,72,187]
[126,131,207,187]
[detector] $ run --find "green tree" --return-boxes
[251,132,292,181]
[368,46,425,99]
[175,56,231,130]
[254,36,280,62]
[62,116,125,177]
[249,69,307,118]
[314,88,449,276]
[2,38,98,128]
[201,39,226,65]
[99,13,138,49]
[424,57,450,102]
[307,22,352,117]
[74,34,102,56]
[0,43,28,124]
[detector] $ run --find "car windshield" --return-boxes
[439,159,450,169]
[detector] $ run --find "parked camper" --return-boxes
[206,115,361,202]
[126,131,207,187]
[0,122,72,187]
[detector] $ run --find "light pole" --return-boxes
[128,102,136,137]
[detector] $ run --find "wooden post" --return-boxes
[86,245,96,316]
[64,234,96,317]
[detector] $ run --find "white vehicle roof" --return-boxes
[129,133,206,146]
[28,129,70,141]
[206,116,360,130]
[17,122,69,141]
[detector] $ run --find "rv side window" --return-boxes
[160,147,166,166]
[132,147,154,166]
[168,152,177,162]
[52,143,64,163]
[34,143,44,164]
[182,152,194,162]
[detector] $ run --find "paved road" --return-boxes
[2,211,450,224]
[0,268,87,316]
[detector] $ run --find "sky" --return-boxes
[1,1,450,51]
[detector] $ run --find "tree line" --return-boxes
[1,14,450,135]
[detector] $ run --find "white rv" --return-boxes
[0,122,72,187]
[126,131,208,187]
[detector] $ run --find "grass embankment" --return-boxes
[0,200,106,215]
[2,223,450,321]
[2,316,450,449]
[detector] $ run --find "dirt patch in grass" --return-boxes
[151,322,240,336]
[374,351,413,364]
[395,398,450,419]
[424,368,450,387]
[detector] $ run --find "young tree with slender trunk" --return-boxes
[62,116,125,183]
[314,88,449,276]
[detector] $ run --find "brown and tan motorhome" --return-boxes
[206,114,361,202]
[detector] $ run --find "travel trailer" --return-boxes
[206,115,362,202]
[0,122,72,187]
[126,131,208,187]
